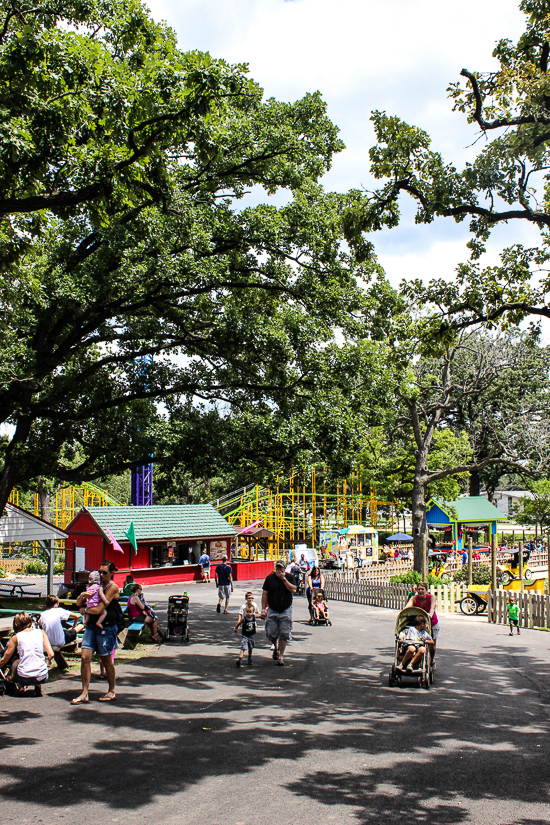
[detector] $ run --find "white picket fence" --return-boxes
[324,576,467,614]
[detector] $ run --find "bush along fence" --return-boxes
[486,590,550,630]
[323,576,467,614]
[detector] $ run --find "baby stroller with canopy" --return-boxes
[167,594,190,643]
[388,606,433,690]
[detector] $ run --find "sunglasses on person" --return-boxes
[99,569,110,576]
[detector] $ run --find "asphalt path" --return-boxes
[1,579,550,825]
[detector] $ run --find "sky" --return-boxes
[146,0,541,296]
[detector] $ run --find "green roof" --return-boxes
[85,504,236,541]
[427,496,506,523]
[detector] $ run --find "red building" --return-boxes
[63,504,274,586]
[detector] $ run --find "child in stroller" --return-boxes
[312,590,332,626]
[400,616,434,670]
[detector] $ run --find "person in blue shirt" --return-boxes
[215,555,234,613]
[199,550,211,583]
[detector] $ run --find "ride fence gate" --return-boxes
[486,590,550,630]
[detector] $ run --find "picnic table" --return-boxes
[0,607,42,617]
[0,581,41,598]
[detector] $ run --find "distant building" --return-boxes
[481,490,533,519]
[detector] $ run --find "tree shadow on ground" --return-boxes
[1,596,549,822]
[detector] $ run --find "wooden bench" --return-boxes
[52,639,79,669]
[123,621,145,649]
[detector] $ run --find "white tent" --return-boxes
[0,503,68,593]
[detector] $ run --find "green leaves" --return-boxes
[0,0,392,505]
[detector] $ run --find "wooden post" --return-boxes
[467,535,473,587]
[491,532,497,592]
[518,540,524,592]
[46,539,53,597]
[421,534,428,581]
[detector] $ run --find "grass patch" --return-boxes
[47,640,162,682]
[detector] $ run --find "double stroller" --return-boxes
[388,606,433,690]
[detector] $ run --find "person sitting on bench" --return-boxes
[40,595,82,649]
[127,584,159,642]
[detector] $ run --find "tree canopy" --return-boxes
[0,0,392,511]
[515,478,550,531]
[342,0,550,336]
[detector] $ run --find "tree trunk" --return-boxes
[0,461,20,514]
[37,476,51,522]
[411,460,428,574]
[485,483,495,503]
[469,470,480,497]
[0,417,32,512]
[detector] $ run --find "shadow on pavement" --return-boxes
[0,593,549,823]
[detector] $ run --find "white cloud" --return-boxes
[147,0,537,303]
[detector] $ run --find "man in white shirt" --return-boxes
[40,595,81,647]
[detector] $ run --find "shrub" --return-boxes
[453,566,492,585]
[0,567,6,579]
[389,570,445,587]
[24,560,65,575]
[390,570,421,585]
[24,560,47,575]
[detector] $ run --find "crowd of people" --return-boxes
[12,537,543,698]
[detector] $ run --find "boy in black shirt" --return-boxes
[235,605,259,666]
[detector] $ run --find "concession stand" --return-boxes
[63,504,275,585]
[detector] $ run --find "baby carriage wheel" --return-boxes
[327,620,332,626]
[388,672,396,687]
[421,675,430,690]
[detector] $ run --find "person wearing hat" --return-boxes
[215,555,234,614]
[261,561,297,666]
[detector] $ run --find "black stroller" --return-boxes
[167,594,189,643]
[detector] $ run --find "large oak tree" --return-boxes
[0,1,388,511]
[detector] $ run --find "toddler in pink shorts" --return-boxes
[82,571,108,629]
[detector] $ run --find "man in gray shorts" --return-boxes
[215,555,234,613]
[261,561,297,666]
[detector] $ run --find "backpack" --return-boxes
[111,598,126,633]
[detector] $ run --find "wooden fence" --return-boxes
[335,548,550,583]
[487,590,550,629]
[324,576,466,614]
[0,558,27,574]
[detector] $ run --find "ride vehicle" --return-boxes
[388,606,433,690]
[497,549,532,584]
[428,551,451,581]
[459,577,546,614]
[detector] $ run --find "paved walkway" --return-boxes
[1,580,550,824]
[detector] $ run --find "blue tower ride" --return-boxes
[131,462,153,506]
[131,353,154,506]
